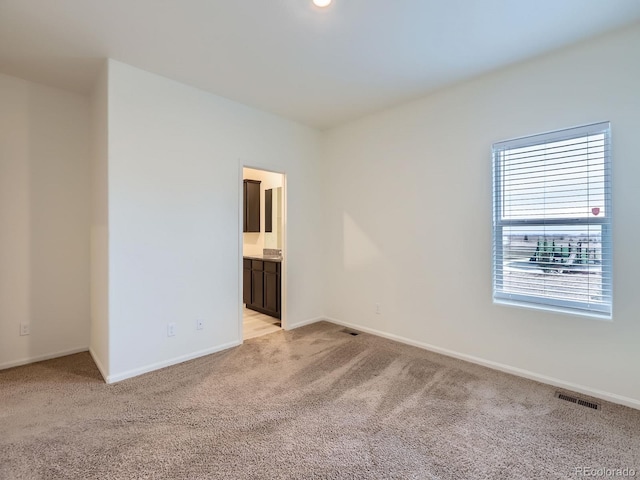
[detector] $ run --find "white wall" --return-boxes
[105,60,323,382]
[0,74,90,369]
[89,63,110,378]
[322,25,640,406]
[242,167,284,256]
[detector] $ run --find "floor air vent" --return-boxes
[341,328,360,336]
[555,391,600,410]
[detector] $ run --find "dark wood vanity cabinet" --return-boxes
[243,179,261,233]
[251,262,264,308]
[263,261,279,313]
[243,261,251,305]
[243,258,281,319]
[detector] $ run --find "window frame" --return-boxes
[492,122,612,319]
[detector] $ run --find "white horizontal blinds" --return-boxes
[492,122,612,317]
[501,133,608,220]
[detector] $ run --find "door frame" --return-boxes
[237,161,287,342]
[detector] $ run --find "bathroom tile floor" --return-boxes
[243,307,281,340]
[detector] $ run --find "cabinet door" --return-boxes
[264,271,279,315]
[243,267,251,305]
[251,269,264,308]
[244,180,261,233]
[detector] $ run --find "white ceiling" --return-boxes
[1,0,640,129]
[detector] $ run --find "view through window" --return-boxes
[492,122,612,317]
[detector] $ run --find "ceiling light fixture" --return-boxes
[313,0,332,7]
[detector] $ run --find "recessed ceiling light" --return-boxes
[313,0,332,7]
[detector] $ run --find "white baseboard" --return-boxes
[324,317,640,411]
[0,347,89,371]
[105,340,242,384]
[89,348,109,382]
[285,316,324,331]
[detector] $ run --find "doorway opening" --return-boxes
[240,166,285,340]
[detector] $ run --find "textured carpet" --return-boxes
[1,321,639,479]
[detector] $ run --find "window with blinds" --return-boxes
[492,122,612,318]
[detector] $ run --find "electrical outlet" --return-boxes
[167,323,176,337]
[375,303,381,315]
[196,319,204,330]
[20,323,30,336]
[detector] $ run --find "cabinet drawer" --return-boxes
[251,260,263,271]
[264,261,279,273]
[243,259,251,269]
